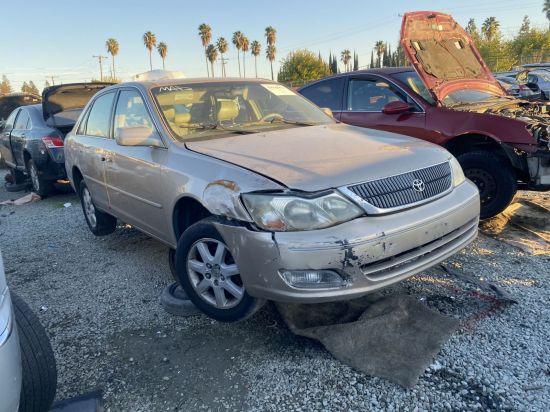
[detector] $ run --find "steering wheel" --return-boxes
[260,113,284,122]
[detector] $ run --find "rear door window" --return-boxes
[3,109,19,131]
[300,77,345,111]
[85,92,115,138]
[14,110,30,130]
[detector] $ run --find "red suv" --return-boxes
[299,11,550,219]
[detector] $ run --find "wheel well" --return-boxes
[72,167,83,191]
[444,134,504,157]
[173,197,212,240]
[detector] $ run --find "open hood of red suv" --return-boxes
[400,11,506,103]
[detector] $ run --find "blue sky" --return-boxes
[1,0,547,90]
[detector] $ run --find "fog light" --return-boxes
[280,270,345,289]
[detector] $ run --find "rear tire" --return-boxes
[175,218,265,322]
[27,159,53,197]
[11,293,57,412]
[79,180,117,236]
[458,151,517,219]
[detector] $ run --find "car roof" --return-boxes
[109,77,278,91]
[298,67,415,90]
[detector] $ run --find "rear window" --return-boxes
[300,77,345,111]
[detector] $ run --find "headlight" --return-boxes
[449,156,465,187]
[242,191,364,231]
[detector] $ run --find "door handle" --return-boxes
[101,155,113,162]
[20,133,25,138]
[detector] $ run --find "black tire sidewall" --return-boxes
[11,293,57,412]
[78,180,116,236]
[175,219,259,322]
[458,151,517,219]
[27,159,52,197]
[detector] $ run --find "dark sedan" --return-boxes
[0,83,111,196]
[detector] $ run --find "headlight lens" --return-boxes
[242,191,364,231]
[449,156,466,187]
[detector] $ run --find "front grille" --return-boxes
[347,162,452,210]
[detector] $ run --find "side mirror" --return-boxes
[115,126,163,147]
[320,107,334,118]
[382,101,411,115]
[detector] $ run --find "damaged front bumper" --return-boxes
[215,180,480,303]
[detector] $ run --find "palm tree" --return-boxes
[374,41,386,68]
[143,31,157,70]
[250,40,261,78]
[265,26,277,46]
[216,37,228,77]
[265,26,277,80]
[105,38,119,79]
[340,49,352,72]
[206,44,218,77]
[241,36,250,78]
[482,17,500,42]
[198,23,212,77]
[266,44,276,80]
[157,42,168,70]
[232,31,244,77]
[544,1,550,30]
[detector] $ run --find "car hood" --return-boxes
[0,93,41,120]
[400,11,505,103]
[42,82,113,122]
[185,124,450,192]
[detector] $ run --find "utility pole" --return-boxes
[93,55,108,81]
[220,57,228,77]
[46,75,59,85]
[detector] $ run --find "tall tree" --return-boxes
[353,51,359,71]
[519,15,531,36]
[105,38,119,78]
[278,49,330,84]
[198,24,212,77]
[241,36,250,77]
[21,82,29,93]
[265,26,277,80]
[250,40,261,78]
[370,51,374,68]
[206,44,218,77]
[44,80,51,89]
[544,0,550,30]
[374,41,386,68]
[157,42,168,70]
[216,37,229,77]
[266,45,277,80]
[232,31,244,77]
[0,75,12,95]
[481,17,500,42]
[340,50,351,71]
[143,31,157,70]
[28,81,39,95]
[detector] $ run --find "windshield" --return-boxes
[151,81,333,140]
[442,90,502,107]
[390,71,436,105]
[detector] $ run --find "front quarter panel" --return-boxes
[163,143,284,246]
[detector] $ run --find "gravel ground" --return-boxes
[0,172,548,411]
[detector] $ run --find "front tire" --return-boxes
[27,159,53,197]
[458,151,517,219]
[79,180,117,236]
[175,218,265,322]
[11,293,57,412]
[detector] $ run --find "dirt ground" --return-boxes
[0,174,548,411]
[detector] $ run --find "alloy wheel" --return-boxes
[82,187,97,228]
[186,238,244,309]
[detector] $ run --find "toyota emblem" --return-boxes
[412,179,425,192]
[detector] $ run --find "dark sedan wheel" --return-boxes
[79,180,117,236]
[27,159,53,197]
[458,151,517,219]
[175,218,265,322]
